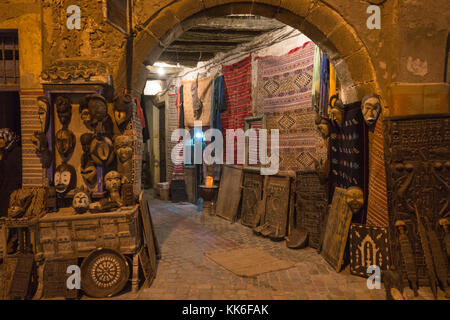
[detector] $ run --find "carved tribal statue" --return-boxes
[89,171,126,212]
[114,134,133,182]
[113,93,134,132]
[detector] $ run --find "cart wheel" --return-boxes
[81,248,130,298]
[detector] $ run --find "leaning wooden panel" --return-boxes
[295,171,329,249]
[321,187,353,272]
[255,175,291,240]
[240,171,264,228]
[139,192,158,285]
[349,224,391,277]
[215,165,243,222]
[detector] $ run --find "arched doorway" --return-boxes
[115,1,380,104]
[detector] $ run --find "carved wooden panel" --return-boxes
[321,187,353,272]
[216,166,243,222]
[9,253,34,300]
[383,114,450,286]
[260,175,291,239]
[349,224,391,277]
[295,171,329,249]
[240,171,263,228]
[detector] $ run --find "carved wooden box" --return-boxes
[295,171,329,249]
[35,205,141,260]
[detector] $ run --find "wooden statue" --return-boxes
[114,134,133,182]
[113,93,134,132]
[37,96,50,132]
[31,131,52,168]
[89,171,126,212]
[361,93,382,127]
[55,128,76,160]
[329,94,345,127]
[55,95,72,128]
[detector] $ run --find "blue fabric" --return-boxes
[319,53,330,116]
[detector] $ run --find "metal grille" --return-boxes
[0,31,19,87]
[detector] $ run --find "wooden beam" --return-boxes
[178,30,260,43]
[165,41,238,53]
[194,17,285,32]
[158,51,215,65]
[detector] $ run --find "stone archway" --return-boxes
[122,0,388,227]
[116,0,380,104]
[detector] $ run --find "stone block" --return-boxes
[280,0,313,18]
[275,8,305,30]
[305,2,341,37]
[203,0,252,9]
[327,23,363,59]
[387,83,450,116]
[145,8,180,40]
[343,48,377,85]
[169,0,205,22]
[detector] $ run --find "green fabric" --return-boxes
[311,45,322,114]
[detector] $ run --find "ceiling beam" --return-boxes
[177,30,261,43]
[194,17,285,32]
[165,41,239,53]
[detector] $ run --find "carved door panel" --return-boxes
[216,165,243,222]
[384,114,450,286]
[241,172,263,228]
[261,176,291,239]
[295,171,329,249]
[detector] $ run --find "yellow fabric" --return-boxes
[329,63,336,101]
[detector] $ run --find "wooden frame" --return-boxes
[244,115,266,172]
[138,192,160,286]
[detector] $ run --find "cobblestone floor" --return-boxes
[104,192,447,300]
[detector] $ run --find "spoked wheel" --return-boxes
[81,248,130,298]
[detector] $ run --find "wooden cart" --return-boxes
[32,205,144,299]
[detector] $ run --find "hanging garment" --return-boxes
[311,45,322,114]
[319,52,330,116]
[178,85,185,129]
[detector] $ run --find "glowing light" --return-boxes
[144,80,162,96]
[157,67,165,76]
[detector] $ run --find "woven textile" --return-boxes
[222,55,253,165]
[256,42,324,173]
[366,117,389,226]
[166,93,178,182]
[182,77,213,127]
[329,103,369,224]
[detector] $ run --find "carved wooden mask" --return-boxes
[346,186,364,214]
[90,136,114,167]
[362,94,382,126]
[113,93,134,129]
[72,188,91,214]
[114,135,133,163]
[55,96,72,127]
[55,128,76,159]
[37,96,50,132]
[54,163,77,194]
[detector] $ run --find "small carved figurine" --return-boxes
[314,114,330,139]
[80,132,94,168]
[329,94,345,127]
[114,135,133,181]
[345,186,364,214]
[55,128,76,160]
[361,93,382,126]
[72,187,91,214]
[113,93,134,132]
[54,163,77,196]
[31,131,52,168]
[37,96,50,132]
[55,96,72,127]
[89,171,126,212]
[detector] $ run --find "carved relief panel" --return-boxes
[384,114,450,290]
[240,171,264,228]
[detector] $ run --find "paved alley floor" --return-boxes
[107,192,446,300]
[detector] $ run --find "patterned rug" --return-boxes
[181,77,213,127]
[222,55,253,165]
[366,117,389,226]
[256,42,325,173]
[205,248,294,277]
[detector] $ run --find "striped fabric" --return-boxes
[166,93,178,182]
[366,117,389,226]
[247,120,262,167]
[221,55,253,165]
